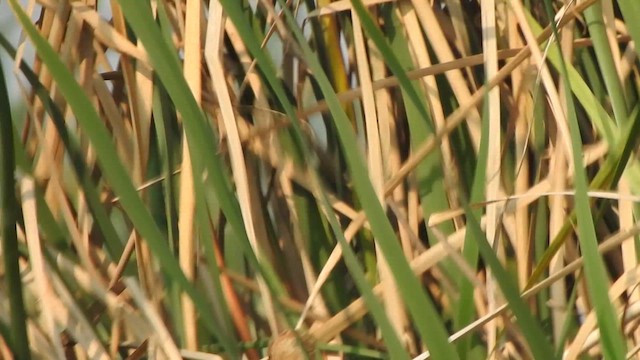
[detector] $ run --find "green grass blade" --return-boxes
[114,1,265,355]
[552,22,628,360]
[335,4,460,358]
[354,4,432,131]
[582,3,629,126]
[150,81,185,343]
[321,193,410,359]
[463,207,555,359]
[0,35,81,254]
[454,93,491,357]
[0,44,31,360]
[616,1,640,72]
[19,53,125,258]
[525,5,640,288]
[385,6,458,255]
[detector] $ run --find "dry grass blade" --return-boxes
[205,1,280,335]
[179,0,202,351]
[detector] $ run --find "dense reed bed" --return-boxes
[2,0,640,358]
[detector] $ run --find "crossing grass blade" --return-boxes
[523,9,617,144]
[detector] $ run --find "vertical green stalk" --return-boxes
[454,93,490,357]
[552,14,628,360]
[0,61,31,359]
[617,1,640,61]
[582,2,629,126]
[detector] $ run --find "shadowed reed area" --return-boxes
[1,0,640,359]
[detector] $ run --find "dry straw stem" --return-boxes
[207,1,281,336]
[179,0,201,351]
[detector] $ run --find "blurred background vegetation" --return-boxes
[1,0,640,359]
